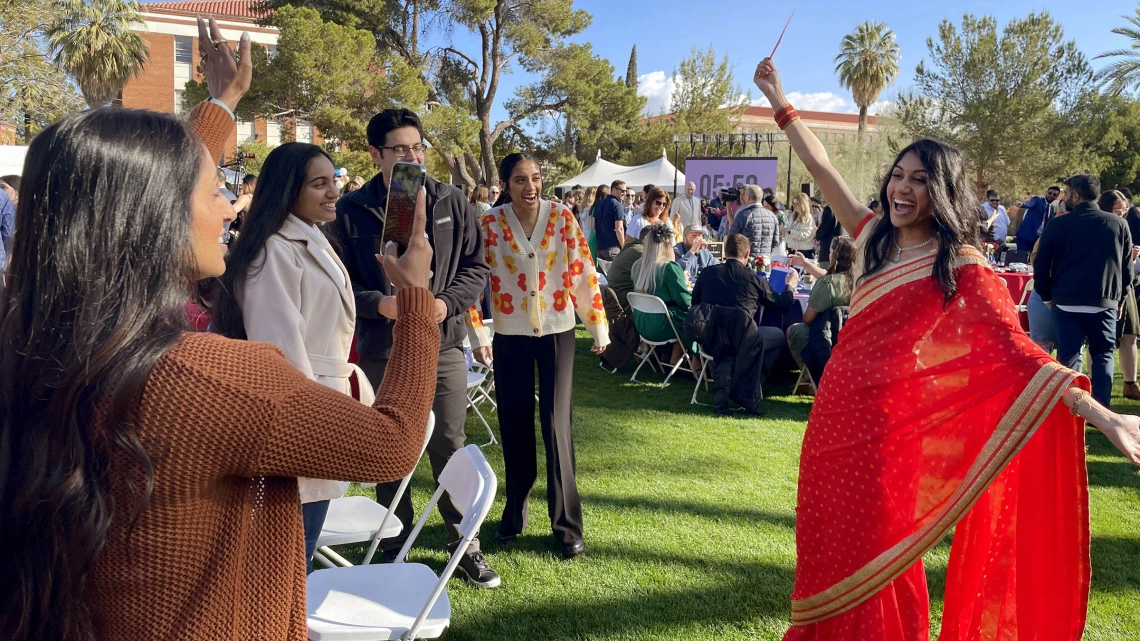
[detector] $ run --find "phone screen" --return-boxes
[383,162,427,252]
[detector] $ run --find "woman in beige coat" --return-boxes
[211,142,373,568]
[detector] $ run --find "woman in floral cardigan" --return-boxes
[472,152,608,559]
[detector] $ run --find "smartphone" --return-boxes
[383,162,427,253]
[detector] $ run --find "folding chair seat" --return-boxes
[306,444,498,641]
[626,292,694,389]
[312,413,435,569]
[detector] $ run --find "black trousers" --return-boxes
[493,330,583,543]
[358,347,477,552]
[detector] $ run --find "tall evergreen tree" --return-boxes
[626,45,638,89]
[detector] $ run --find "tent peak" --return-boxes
[596,149,602,161]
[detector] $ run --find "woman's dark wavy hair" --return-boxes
[492,152,540,208]
[0,108,201,640]
[866,139,980,302]
[827,236,856,277]
[210,142,333,339]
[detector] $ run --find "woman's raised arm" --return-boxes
[753,58,870,237]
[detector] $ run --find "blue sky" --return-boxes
[423,0,1139,125]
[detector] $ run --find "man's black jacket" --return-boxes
[333,174,489,359]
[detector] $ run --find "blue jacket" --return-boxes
[728,203,779,257]
[1015,196,1051,246]
[593,194,625,250]
[0,190,13,269]
[673,242,716,280]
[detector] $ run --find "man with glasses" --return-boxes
[622,188,636,223]
[489,184,501,204]
[334,108,500,589]
[981,190,1009,249]
[1014,185,1061,252]
[594,179,628,260]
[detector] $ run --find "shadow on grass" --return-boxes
[1091,536,1140,591]
[581,493,796,529]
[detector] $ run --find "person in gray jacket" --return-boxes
[728,184,779,258]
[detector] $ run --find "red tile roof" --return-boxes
[142,0,270,21]
[739,106,878,126]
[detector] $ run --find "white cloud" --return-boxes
[752,92,892,115]
[640,70,893,116]
[638,70,678,115]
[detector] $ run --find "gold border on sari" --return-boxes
[848,247,991,319]
[790,360,1079,625]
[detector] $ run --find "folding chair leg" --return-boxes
[468,397,497,445]
[314,546,351,568]
[660,354,687,388]
[691,359,707,404]
[630,344,655,382]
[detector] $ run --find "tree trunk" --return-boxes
[479,123,497,187]
[857,106,867,142]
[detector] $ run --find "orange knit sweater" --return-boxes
[84,106,437,640]
[88,287,439,640]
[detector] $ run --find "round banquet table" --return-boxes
[994,271,1032,331]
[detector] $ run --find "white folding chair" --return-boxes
[597,259,612,276]
[313,412,436,569]
[690,348,714,404]
[306,444,498,641]
[626,292,695,388]
[1017,278,1033,313]
[465,366,497,445]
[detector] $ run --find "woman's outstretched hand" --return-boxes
[1106,413,1140,466]
[197,16,252,113]
[753,57,784,101]
[377,188,433,291]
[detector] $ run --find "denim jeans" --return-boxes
[1027,290,1057,349]
[1052,307,1116,408]
[301,499,330,573]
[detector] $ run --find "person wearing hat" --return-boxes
[674,224,716,281]
[334,167,348,190]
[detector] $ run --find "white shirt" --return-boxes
[983,202,1009,243]
[671,195,701,228]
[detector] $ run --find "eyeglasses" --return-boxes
[989,199,1000,203]
[653,200,668,206]
[379,142,426,158]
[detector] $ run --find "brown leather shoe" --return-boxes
[1124,382,1140,401]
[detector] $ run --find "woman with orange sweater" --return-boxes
[0,19,438,641]
[473,152,608,558]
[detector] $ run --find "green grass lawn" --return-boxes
[330,329,1140,640]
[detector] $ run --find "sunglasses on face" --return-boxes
[989,199,1000,203]
[653,200,667,206]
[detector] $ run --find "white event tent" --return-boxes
[556,149,685,194]
[0,146,28,178]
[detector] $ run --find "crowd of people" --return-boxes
[1,17,1140,641]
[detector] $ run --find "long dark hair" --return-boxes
[210,142,333,339]
[865,139,979,301]
[0,109,202,640]
[827,236,856,276]
[492,152,540,208]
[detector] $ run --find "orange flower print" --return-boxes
[487,252,499,268]
[539,295,548,311]
[567,234,576,250]
[481,213,497,227]
[545,251,558,270]
[490,275,501,293]
[502,225,515,243]
[484,227,499,248]
[521,296,529,313]
[588,273,598,288]
[498,214,510,231]
[539,231,550,250]
[592,292,604,311]
[491,292,500,308]
[569,259,584,276]
[504,255,518,275]
[562,271,574,289]
[539,271,547,290]
[553,290,568,312]
[499,293,515,315]
[466,306,484,328]
[570,292,579,307]
[518,273,527,290]
[587,310,603,325]
[560,221,573,244]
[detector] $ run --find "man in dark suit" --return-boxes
[692,233,797,376]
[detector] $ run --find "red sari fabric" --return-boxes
[784,236,1090,641]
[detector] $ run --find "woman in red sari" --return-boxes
[752,57,1140,641]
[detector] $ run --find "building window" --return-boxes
[175,36,193,65]
[296,119,313,143]
[236,119,255,143]
[266,44,278,59]
[266,119,282,147]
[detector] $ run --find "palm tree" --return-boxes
[834,21,900,141]
[1096,5,1140,95]
[44,0,150,108]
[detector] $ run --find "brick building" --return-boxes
[124,0,319,158]
[645,105,880,147]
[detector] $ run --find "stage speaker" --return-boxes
[801,183,814,197]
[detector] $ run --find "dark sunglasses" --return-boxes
[989,199,1000,203]
[653,200,668,206]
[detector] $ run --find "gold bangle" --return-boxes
[1068,389,1090,416]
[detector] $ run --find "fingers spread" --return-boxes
[209,16,223,43]
[197,17,211,55]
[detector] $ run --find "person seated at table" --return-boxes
[786,237,855,382]
[631,224,693,367]
[608,225,651,312]
[674,224,716,281]
[691,233,797,379]
[629,187,669,241]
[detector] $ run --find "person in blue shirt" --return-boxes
[673,224,716,281]
[1014,185,1060,251]
[593,179,627,260]
[0,188,14,281]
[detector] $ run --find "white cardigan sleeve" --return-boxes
[240,238,314,380]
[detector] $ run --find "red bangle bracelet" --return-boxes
[775,107,799,129]
[774,104,794,124]
[779,114,800,131]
